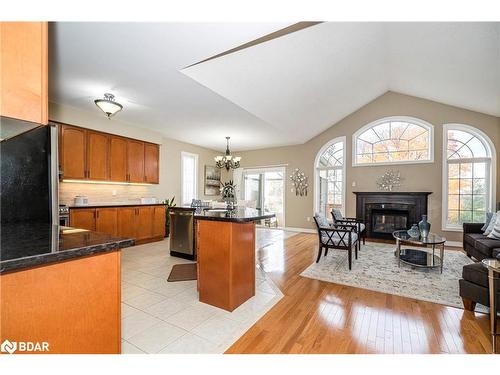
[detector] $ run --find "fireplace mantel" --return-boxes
[353,192,432,239]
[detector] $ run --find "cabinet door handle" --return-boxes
[96,210,99,219]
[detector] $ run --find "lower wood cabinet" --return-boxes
[95,208,117,236]
[71,205,165,244]
[69,208,96,231]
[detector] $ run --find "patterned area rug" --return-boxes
[300,242,487,313]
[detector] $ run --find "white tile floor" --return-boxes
[120,228,294,354]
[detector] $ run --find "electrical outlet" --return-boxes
[352,181,356,187]
[112,190,117,196]
[306,216,311,222]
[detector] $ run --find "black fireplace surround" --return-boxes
[354,192,432,239]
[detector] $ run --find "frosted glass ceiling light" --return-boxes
[94,93,123,119]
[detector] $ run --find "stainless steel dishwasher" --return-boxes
[169,207,196,260]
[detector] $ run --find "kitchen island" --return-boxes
[193,208,275,311]
[0,224,134,354]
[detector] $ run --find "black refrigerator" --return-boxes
[1,116,58,224]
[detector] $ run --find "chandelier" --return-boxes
[94,93,123,119]
[214,137,241,171]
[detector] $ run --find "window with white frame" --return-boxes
[181,152,198,205]
[443,124,495,230]
[314,137,345,218]
[353,117,433,166]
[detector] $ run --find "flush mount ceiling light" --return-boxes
[215,137,241,171]
[94,93,123,119]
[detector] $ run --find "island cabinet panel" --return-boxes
[0,22,48,124]
[144,143,159,184]
[136,206,154,241]
[70,208,96,231]
[127,140,145,183]
[0,251,121,354]
[96,208,117,236]
[197,220,256,311]
[109,136,128,182]
[152,206,166,238]
[60,125,86,180]
[117,207,136,239]
[87,131,109,180]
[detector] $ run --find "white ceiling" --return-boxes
[50,22,500,152]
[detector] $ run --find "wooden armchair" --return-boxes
[331,208,366,246]
[313,213,359,270]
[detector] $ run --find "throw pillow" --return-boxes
[481,212,494,232]
[484,212,498,236]
[486,214,500,240]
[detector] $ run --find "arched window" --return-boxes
[314,137,346,218]
[353,116,434,166]
[443,124,496,230]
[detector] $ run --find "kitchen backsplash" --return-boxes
[59,182,161,206]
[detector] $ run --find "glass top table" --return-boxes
[393,230,447,273]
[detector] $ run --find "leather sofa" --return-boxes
[460,222,500,312]
[463,222,500,261]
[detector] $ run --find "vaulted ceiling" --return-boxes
[50,22,500,151]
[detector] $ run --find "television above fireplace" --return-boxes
[353,192,432,240]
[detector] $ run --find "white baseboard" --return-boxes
[445,240,463,247]
[283,226,315,234]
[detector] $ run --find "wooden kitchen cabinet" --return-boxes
[144,143,160,184]
[87,131,109,180]
[96,208,117,236]
[117,207,136,239]
[127,140,145,183]
[135,206,153,241]
[70,208,96,231]
[109,136,128,182]
[152,206,166,238]
[0,22,48,124]
[57,122,159,184]
[59,124,86,180]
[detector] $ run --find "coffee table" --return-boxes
[392,231,446,273]
[481,258,500,353]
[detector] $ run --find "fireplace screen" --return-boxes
[371,209,409,234]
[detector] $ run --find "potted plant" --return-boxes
[161,196,176,237]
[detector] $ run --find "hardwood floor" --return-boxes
[226,232,493,354]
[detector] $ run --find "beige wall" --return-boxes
[238,92,500,242]
[50,102,225,207]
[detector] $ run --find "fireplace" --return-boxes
[354,192,431,239]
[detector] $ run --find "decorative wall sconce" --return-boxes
[290,168,308,196]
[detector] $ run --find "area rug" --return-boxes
[300,242,488,313]
[167,263,197,282]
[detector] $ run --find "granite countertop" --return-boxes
[69,202,165,208]
[0,223,134,274]
[171,206,275,223]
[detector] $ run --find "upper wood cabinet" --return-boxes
[87,131,109,180]
[57,123,159,184]
[109,136,128,182]
[0,22,48,124]
[144,143,160,184]
[127,140,145,183]
[60,125,86,180]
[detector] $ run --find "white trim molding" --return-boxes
[313,136,347,217]
[352,116,435,167]
[441,123,497,232]
[180,151,199,206]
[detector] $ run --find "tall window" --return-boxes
[314,137,345,218]
[353,117,433,166]
[443,124,495,230]
[181,152,198,205]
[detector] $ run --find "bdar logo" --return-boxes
[1,340,17,354]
